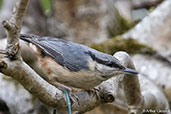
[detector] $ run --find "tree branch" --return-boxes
[109,52,169,113]
[114,52,144,114]
[2,0,29,59]
[0,58,103,112]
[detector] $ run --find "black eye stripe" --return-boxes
[106,61,121,68]
[87,51,124,69]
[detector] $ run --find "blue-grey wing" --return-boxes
[20,34,124,72]
[20,34,90,72]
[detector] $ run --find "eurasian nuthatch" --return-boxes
[20,34,138,89]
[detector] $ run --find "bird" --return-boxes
[20,34,138,90]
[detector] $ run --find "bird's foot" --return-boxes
[52,81,73,92]
[70,92,80,105]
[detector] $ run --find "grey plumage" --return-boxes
[20,34,125,72]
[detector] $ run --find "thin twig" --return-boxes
[2,0,29,59]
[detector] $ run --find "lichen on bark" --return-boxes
[90,36,156,55]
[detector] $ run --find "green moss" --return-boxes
[0,0,3,9]
[40,0,52,15]
[90,36,156,55]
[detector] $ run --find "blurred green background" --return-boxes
[0,0,51,13]
[40,0,51,15]
[0,0,3,9]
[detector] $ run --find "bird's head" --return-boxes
[87,50,138,78]
[93,59,138,78]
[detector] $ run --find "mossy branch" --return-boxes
[90,36,156,56]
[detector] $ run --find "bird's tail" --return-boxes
[20,34,39,43]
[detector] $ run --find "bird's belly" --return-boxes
[52,70,101,89]
[38,56,102,89]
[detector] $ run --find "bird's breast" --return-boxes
[37,55,104,89]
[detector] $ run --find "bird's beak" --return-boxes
[122,68,138,75]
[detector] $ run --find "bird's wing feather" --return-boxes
[20,34,90,72]
[20,34,124,72]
